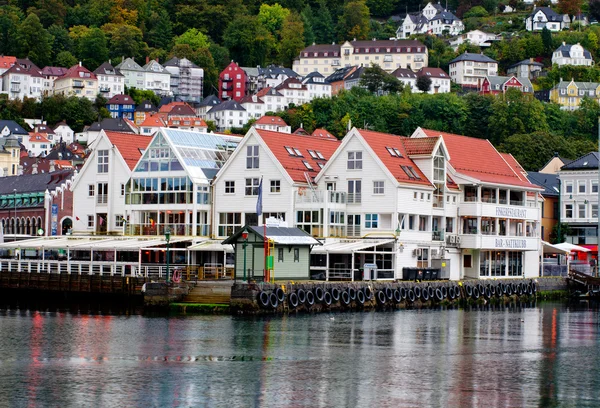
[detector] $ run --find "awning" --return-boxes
[312,239,395,254]
[580,244,598,252]
[542,241,569,255]
[187,240,234,253]
[554,242,591,253]
[0,236,192,251]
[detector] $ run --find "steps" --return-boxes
[181,281,232,304]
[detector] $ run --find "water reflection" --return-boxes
[0,302,600,407]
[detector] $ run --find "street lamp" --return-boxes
[13,188,16,235]
[165,229,171,283]
[242,230,248,282]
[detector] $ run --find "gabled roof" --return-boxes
[86,118,135,133]
[159,101,187,113]
[115,57,144,72]
[275,77,307,91]
[0,170,73,194]
[143,60,168,73]
[356,129,432,186]
[0,56,16,71]
[33,125,55,134]
[529,6,564,21]
[0,120,28,135]
[258,65,300,78]
[527,172,559,197]
[27,133,51,144]
[104,131,152,170]
[417,67,449,79]
[554,42,593,60]
[93,62,123,76]
[168,104,196,117]
[135,100,157,112]
[561,152,599,170]
[418,128,539,188]
[198,95,221,108]
[239,94,264,104]
[107,94,134,105]
[508,59,544,69]
[256,87,284,97]
[139,115,166,128]
[297,43,341,58]
[207,99,246,113]
[255,116,288,126]
[255,129,341,183]
[344,66,364,81]
[57,64,97,81]
[223,225,320,245]
[3,59,44,78]
[41,66,68,77]
[53,121,70,130]
[392,68,417,79]
[44,142,83,161]
[293,128,310,135]
[402,137,439,155]
[450,52,497,64]
[163,57,199,68]
[312,128,336,139]
[325,66,356,83]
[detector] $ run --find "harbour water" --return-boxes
[0,302,599,407]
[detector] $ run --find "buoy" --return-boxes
[357,289,366,304]
[323,291,332,306]
[306,290,315,306]
[341,290,350,305]
[288,292,299,308]
[315,287,324,302]
[435,288,444,301]
[407,289,416,303]
[269,292,279,308]
[364,286,373,300]
[331,287,340,302]
[393,289,401,303]
[275,287,285,303]
[297,289,306,304]
[258,292,270,308]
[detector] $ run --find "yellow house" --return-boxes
[0,135,21,177]
[53,63,98,102]
[550,79,599,110]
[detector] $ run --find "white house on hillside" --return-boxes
[552,43,594,67]
[397,2,464,39]
[526,7,570,32]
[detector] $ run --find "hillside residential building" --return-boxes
[77,118,138,145]
[276,77,308,107]
[549,79,600,110]
[142,60,171,96]
[0,56,16,75]
[41,66,67,92]
[325,66,358,95]
[123,128,241,240]
[22,133,54,157]
[0,135,21,177]
[134,100,157,125]
[165,117,208,132]
[219,61,247,102]
[480,76,534,95]
[206,99,248,131]
[1,59,46,101]
[343,67,365,91]
[557,152,600,259]
[507,58,545,79]
[196,95,221,119]
[138,115,165,136]
[163,57,203,103]
[292,40,428,76]
[552,43,594,67]
[106,94,135,120]
[240,95,265,120]
[71,130,152,234]
[53,63,98,101]
[526,7,570,32]
[397,2,464,39]
[252,116,291,133]
[391,68,417,91]
[94,62,125,99]
[416,67,451,94]
[527,171,559,242]
[0,120,28,139]
[449,52,498,88]
[449,30,499,50]
[115,58,145,89]
[257,87,285,112]
[302,72,332,99]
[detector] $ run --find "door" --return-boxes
[348,180,361,204]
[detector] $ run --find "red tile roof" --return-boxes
[312,128,336,139]
[293,128,310,135]
[57,64,96,81]
[105,131,152,170]
[166,117,206,127]
[0,56,16,71]
[158,102,186,113]
[420,128,539,188]
[402,136,439,155]
[255,116,288,126]
[255,129,341,183]
[28,133,51,144]
[107,94,134,104]
[357,129,432,186]
[140,115,166,127]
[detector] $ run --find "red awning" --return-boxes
[580,244,598,252]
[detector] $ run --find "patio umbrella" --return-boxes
[554,243,591,253]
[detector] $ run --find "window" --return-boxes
[347,151,362,169]
[225,181,235,194]
[285,146,296,156]
[278,247,284,262]
[87,215,94,228]
[302,161,313,170]
[365,214,378,228]
[120,183,125,196]
[88,185,95,197]
[579,204,586,218]
[115,214,124,227]
[245,178,260,196]
[463,254,472,268]
[308,150,318,159]
[218,212,242,236]
[97,150,109,173]
[294,248,300,262]
[565,183,573,194]
[593,181,599,193]
[446,217,454,233]
[373,181,384,194]
[413,192,417,200]
[593,204,598,218]
[348,180,361,203]
[246,145,259,169]
[97,183,108,204]
[565,204,573,218]
[270,180,280,193]
[293,148,303,156]
[418,215,428,231]
[578,181,586,194]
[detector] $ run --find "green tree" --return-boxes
[366,0,397,17]
[78,27,109,71]
[16,13,53,67]
[313,0,335,44]
[360,64,403,94]
[337,0,370,41]
[499,131,573,171]
[279,12,305,67]
[223,15,275,66]
[301,5,315,45]
[557,0,583,15]
[463,6,489,18]
[48,24,72,57]
[257,3,290,38]
[174,28,210,51]
[29,0,66,27]
[102,23,145,61]
[0,6,23,56]
[542,27,554,55]
[54,50,77,68]
[146,8,173,51]
[416,76,432,93]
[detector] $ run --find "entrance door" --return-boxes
[97,213,107,234]
[347,214,361,237]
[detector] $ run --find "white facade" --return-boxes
[54,123,75,144]
[1,68,45,101]
[206,101,248,131]
[449,53,498,87]
[449,30,498,51]
[22,133,54,157]
[96,72,124,99]
[552,43,594,67]
[241,96,265,120]
[302,74,332,99]
[397,2,464,39]
[526,7,570,32]
[143,60,171,96]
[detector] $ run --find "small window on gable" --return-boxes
[293,148,303,157]
[285,146,296,156]
[303,161,313,170]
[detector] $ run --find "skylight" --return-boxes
[293,148,303,157]
[285,146,295,155]
[303,161,313,170]
[316,151,325,159]
[308,150,318,159]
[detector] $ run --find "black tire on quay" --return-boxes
[357,289,366,304]
[472,287,480,299]
[400,287,407,300]
[517,284,523,296]
[297,289,306,304]
[477,284,485,296]
[495,285,502,298]
[364,287,373,300]
[489,285,495,296]
[407,289,416,303]
[465,285,473,297]
[532,281,537,293]
[421,288,430,301]
[306,290,315,306]
[527,283,533,295]
[506,284,513,296]
[435,288,444,301]
[349,287,356,301]
[377,290,387,304]
[484,287,491,299]
[269,292,279,309]
[393,289,401,303]
[323,291,332,306]
[315,287,324,302]
[288,292,299,308]
[428,286,435,299]
[441,286,448,298]
[448,286,455,300]
[258,292,270,308]
[414,286,421,299]
[454,286,461,299]
[501,283,507,294]
[331,287,340,302]
[385,287,393,301]
[511,283,517,294]
[275,287,285,303]
[341,290,350,305]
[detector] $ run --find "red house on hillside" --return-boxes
[479,75,533,95]
[218,61,247,102]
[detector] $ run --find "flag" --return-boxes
[99,216,104,226]
[75,216,80,221]
[256,177,263,217]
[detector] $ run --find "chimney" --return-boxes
[32,163,38,175]
[79,61,82,67]
[49,160,56,173]
[17,165,23,176]
[530,58,534,63]
[146,56,150,64]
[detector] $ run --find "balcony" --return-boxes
[125,223,194,236]
[432,230,445,241]
[459,201,539,221]
[97,194,108,205]
[222,77,233,82]
[10,87,20,93]
[72,81,84,88]
[99,87,110,93]
[295,190,347,205]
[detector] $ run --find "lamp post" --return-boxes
[165,229,171,283]
[13,188,16,235]
[242,230,248,282]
